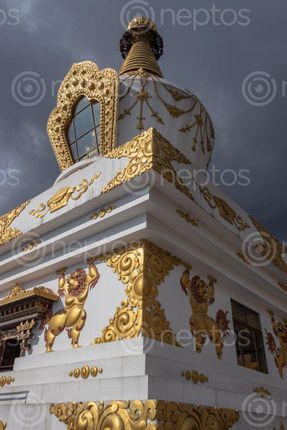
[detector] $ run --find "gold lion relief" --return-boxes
[45,261,100,352]
[181,270,230,359]
[265,310,287,378]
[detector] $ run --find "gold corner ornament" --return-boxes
[45,262,100,352]
[0,200,30,246]
[47,61,119,170]
[102,128,193,200]
[250,216,287,273]
[0,421,6,430]
[201,187,249,232]
[93,240,191,346]
[30,173,101,219]
[49,400,240,429]
[69,365,103,380]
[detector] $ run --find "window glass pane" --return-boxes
[66,98,101,162]
[70,142,78,160]
[77,131,98,159]
[67,123,76,143]
[74,106,94,139]
[93,102,101,125]
[231,300,267,373]
[246,312,260,330]
[74,97,90,114]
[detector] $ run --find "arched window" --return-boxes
[67,97,101,162]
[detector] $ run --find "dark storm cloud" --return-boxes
[0,0,286,240]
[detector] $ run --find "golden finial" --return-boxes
[119,16,163,77]
[128,17,157,32]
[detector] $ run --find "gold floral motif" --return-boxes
[250,216,287,273]
[50,400,157,430]
[102,127,193,200]
[0,421,6,430]
[265,310,287,378]
[50,400,239,429]
[181,370,208,384]
[0,376,15,387]
[201,187,249,231]
[253,387,271,398]
[91,206,116,220]
[180,270,230,359]
[93,240,191,346]
[69,365,103,380]
[30,173,101,219]
[45,262,100,352]
[0,200,30,246]
[176,208,199,227]
[156,401,240,429]
[0,284,58,306]
[47,61,119,170]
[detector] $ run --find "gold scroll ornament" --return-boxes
[201,187,249,232]
[30,173,101,219]
[50,400,240,430]
[0,200,30,246]
[93,240,191,346]
[101,128,193,200]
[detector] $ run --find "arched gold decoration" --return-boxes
[93,240,191,346]
[45,261,100,352]
[50,400,239,429]
[47,61,119,170]
[0,200,30,246]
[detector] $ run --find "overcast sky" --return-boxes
[0,0,286,241]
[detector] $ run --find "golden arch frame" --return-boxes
[47,61,119,171]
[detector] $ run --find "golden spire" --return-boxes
[119,17,163,77]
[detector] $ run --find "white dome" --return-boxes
[116,74,215,170]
